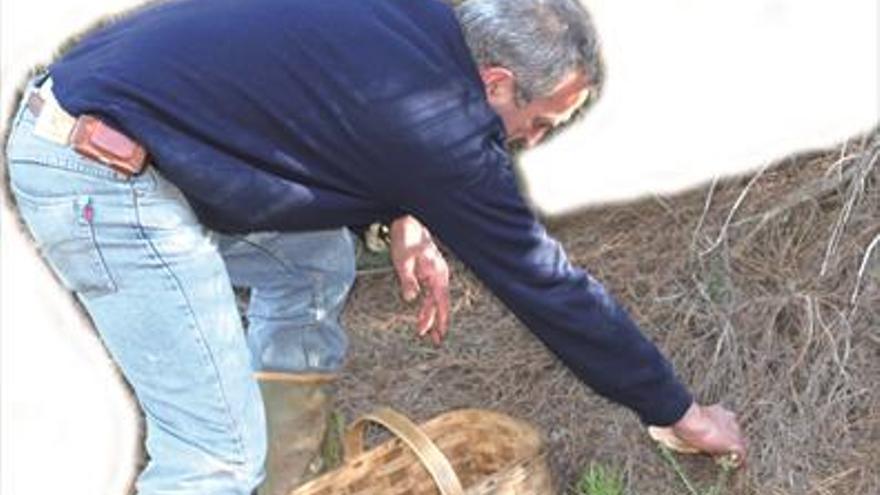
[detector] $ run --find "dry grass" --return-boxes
[4,6,876,492]
[337,129,879,494]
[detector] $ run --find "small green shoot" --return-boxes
[319,409,346,471]
[656,445,738,495]
[575,462,626,495]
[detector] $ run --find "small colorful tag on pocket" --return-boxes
[81,196,94,223]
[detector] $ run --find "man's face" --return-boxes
[482,68,591,150]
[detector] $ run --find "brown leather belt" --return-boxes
[27,82,148,177]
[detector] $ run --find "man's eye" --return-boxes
[534,121,552,132]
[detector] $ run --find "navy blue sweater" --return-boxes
[50,0,692,426]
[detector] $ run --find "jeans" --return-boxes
[5,79,356,495]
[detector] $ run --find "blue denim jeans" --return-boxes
[5,79,356,494]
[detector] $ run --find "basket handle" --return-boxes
[344,407,465,495]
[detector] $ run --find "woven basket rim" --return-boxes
[291,407,549,495]
[419,408,543,434]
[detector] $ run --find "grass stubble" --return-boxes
[339,129,879,494]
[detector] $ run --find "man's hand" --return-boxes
[389,215,451,345]
[649,402,748,467]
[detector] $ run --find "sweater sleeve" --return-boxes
[360,84,693,425]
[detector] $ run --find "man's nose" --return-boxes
[525,128,547,148]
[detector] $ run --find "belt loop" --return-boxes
[9,74,43,130]
[33,70,51,88]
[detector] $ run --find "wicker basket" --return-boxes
[290,407,554,495]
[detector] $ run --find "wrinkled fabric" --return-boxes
[49,0,692,426]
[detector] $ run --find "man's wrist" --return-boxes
[390,215,432,247]
[671,402,708,437]
[637,376,693,427]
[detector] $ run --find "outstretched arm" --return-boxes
[361,90,747,462]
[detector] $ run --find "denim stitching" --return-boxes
[230,235,331,370]
[9,155,128,182]
[131,186,249,465]
[9,102,132,183]
[229,234,324,321]
[79,196,119,296]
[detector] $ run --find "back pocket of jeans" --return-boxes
[13,193,117,298]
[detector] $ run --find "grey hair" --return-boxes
[451,0,604,102]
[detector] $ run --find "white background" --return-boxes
[526,0,878,213]
[1,1,877,494]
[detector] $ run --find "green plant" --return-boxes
[575,462,626,495]
[319,409,346,472]
[656,445,738,495]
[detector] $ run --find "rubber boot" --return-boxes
[256,372,336,495]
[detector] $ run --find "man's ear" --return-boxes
[479,66,517,106]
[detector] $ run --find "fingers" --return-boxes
[393,250,420,302]
[416,273,450,345]
[433,278,450,338]
[387,215,451,344]
[708,405,747,461]
[667,403,748,468]
[395,246,449,344]
[417,298,436,336]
